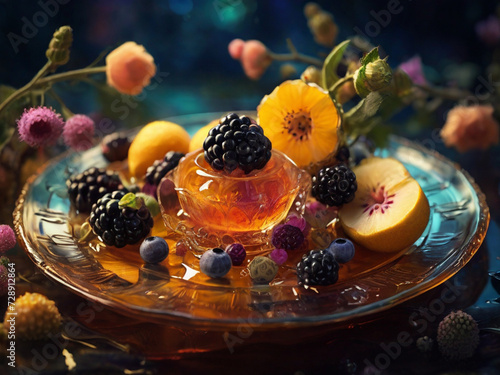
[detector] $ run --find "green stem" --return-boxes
[329,74,354,95]
[267,38,323,67]
[414,84,472,101]
[0,60,52,116]
[35,66,107,87]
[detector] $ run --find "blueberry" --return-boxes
[327,238,355,264]
[200,248,232,278]
[140,236,169,264]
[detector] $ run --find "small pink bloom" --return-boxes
[304,201,338,228]
[17,106,64,148]
[398,56,427,86]
[106,42,156,95]
[63,114,95,151]
[240,40,271,80]
[269,248,288,265]
[441,105,499,153]
[285,214,307,232]
[476,16,500,46]
[0,225,16,254]
[228,39,245,60]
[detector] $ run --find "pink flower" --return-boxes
[398,56,427,86]
[17,106,64,147]
[229,39,271,80]
[228,39,245,60]
[476,16,500,46]
[0,225,16,254]
[63,114,95,151]
[441,105,499,152]
[106,42,156,95]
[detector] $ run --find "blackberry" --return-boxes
[89,191,154,248]
[101,133,131,162]
[203,112,272,174]
[296,249,339,287]
[67,167,126,213]
[145,151,185,186]
[311,164,357,207]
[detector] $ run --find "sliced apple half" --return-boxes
[339,157,430,253]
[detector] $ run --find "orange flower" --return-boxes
[106,42,156,95]
[258,80,341,168]
[441,105,499,152]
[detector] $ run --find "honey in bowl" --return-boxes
[159,149,311,249]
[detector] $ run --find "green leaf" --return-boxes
[367,123,392,148]
[343,92,386,135]
[360,47,380,65]
[353,66,370,98]
[321,40,350,90]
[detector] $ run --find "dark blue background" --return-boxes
[0,0,498,121]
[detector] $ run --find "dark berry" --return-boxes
[203,113,272,174]
[101,133,131,162]
[199,248,232,278]
[225,243,246,266]
[145,151,185,186]
[311,164,357,207]
[327,238,355,263]
[89,191,154,248]
[66,167,126,213]
[336,146,350,163]
[297,249,339,287]
[140,236,169,263]
[271,224,304,251]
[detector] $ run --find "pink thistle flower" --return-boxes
[441,105,499,153]
[228,38,245,60]
[398,56,427,86]
[476,16,500,46]
[17,106,64,147]
[237,40,272,80]
[0,225,16,254]
[63,114,95,151]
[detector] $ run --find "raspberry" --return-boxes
[311,164,357,207]
[271,224,304,251]
[101,132,131,162]
[225,243,246,266]
[269,248,288,265]
[89,191,154,248]
[67,167,126,213]
[3,292,61,340]
[145,151,185,186]
[203,112,272,174]
[296,249,339,287]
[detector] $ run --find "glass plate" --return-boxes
[13,112,490,328]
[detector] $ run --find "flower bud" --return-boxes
[46,26,73,66]
[364,58,393,91]
[304,2,321,19]
[308,11,338,47]
[300,65,322,85]
[280,63,297,80]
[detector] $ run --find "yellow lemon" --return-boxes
[189,120,219,152]
[339,157,430,253]
[128,121,190,178]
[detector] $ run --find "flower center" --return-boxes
[362,185,395,216]
[283,109,312,141]
[29,120,50,139]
